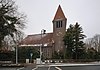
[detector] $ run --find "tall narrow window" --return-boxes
[56,20,62,28]
[56,21,58,28]
[58,21,60,28]
[60,21,62,27]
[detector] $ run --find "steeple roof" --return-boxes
[53,5,66,21]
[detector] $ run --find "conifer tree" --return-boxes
[63,22,86,59]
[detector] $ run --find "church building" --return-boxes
[20,5,67,59]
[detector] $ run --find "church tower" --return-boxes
[52,5,67,53]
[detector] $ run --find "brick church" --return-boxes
[20,5,67,59]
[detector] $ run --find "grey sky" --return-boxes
[16,0,100,38]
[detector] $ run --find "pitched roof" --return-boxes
[20,33,54,46]
[53,5,66,21]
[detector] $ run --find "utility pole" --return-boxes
[12,36,18,64]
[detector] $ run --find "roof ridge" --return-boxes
[28,32,53,36]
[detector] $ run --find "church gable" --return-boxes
[53,5,66,21]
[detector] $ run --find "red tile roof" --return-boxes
[53,5,66,21]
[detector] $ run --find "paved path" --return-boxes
[17,63,100,70]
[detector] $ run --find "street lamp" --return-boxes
[40,29,46,64]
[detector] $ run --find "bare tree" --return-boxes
[3,31,24,50]
[85,34,100,52]
[0,0,26,48]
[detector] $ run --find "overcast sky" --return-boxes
[16,0,100,38]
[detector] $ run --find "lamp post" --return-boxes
[40,29,46,64]
[12,34,18,65]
